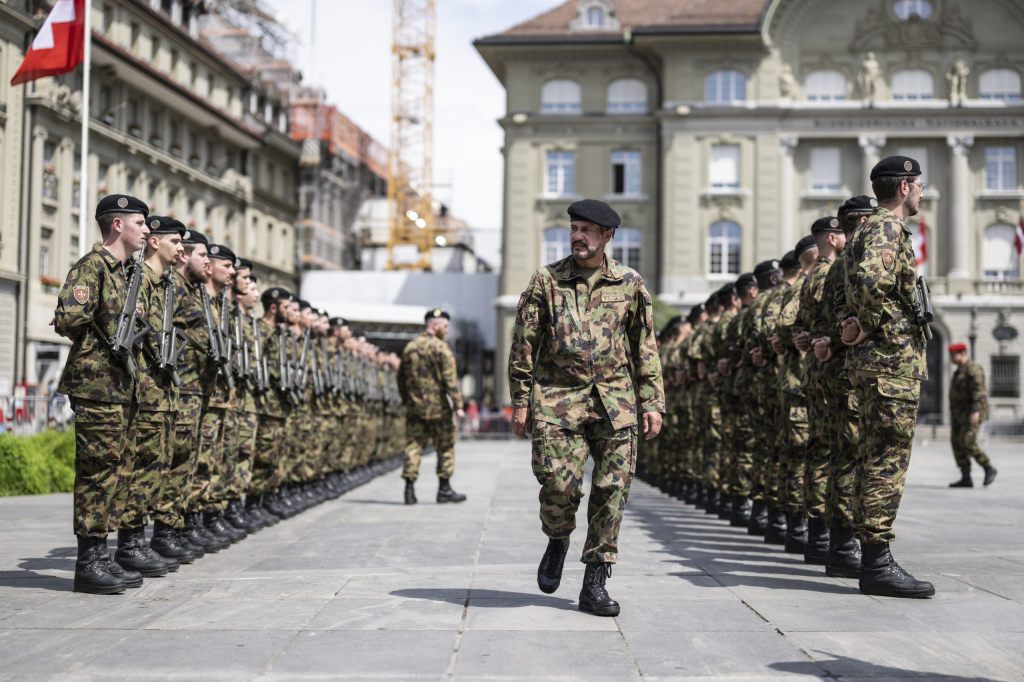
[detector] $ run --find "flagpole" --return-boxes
[77,0,91,258]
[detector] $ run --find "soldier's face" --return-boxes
[210,258,234,287]
[902,177,923,216]
[185,246,209,283]
[152,233,183,268]
[830,231,848,253]
[235,268,253,293]
[569,221,612,262]
[950,350,967,365]
[118,213,149,251]
[429,318,448,339]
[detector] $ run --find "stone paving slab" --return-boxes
[0,438,1020,681]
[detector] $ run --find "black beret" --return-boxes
[146,215,186,235]
[780,250,800,270]
[261,287,293,307]
[207,244,238,266]
[248,273,259,284]
[181,228,208,246]
[297,299,310,310]
[718,283,736,298]
[425,307,450,322]
[811,216,842,234]
[665,315,683,327]
[329,316,347,327]
[870,155,921,180]
[736,273,756,289]
[686,303,705,324]
[794,235,818,257]
[235,258,253,271]
[838,195,878,216]
[567,199,621,229]
[754,259,781,278]
[96,194,149,219]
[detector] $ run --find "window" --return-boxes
[607,79,647,114]
[541,80,581,114]
[809,147,841,191]
[130,23,140,50]
[149,109,161,144]
[611,151,641,196]
[126,100,139,134]
[709,144,740,190]
[985,146,1016,191]
[709,221,741,275]
[39,245,50,278]
[982,224,1020,279]
[991,355,1020,398]
[705,70,746,104]
[898,146,929,185]
[893,0,933,20]
[980,69,1022,101]
[611,227,641,271]
[892,69,934,100]
[586,6,605,28]
[545,151,576,196]
[805,70,846,101]
[542,226,571,264]
[151,37,161,63]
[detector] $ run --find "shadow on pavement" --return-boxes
[0,546,77,592]
[391,587,577,610]
[771,651,1003,681]
[344,499,410,506]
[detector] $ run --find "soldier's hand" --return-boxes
[769,334,785,356]
[456,408,466,419]
[643,411,663,440]
[511,406,530,439]
[751,347,765,367]
[970,411,980,428]
[812,337,832,362]
[794,331,812,353]
[841,317,867,346]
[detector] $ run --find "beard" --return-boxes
[903,194,919,217]
[571,241,598,260]
[185,259,207,283]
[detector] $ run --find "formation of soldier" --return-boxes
[55,195,405,595]
[641,155,939,600]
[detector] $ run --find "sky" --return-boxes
[264,0,556,267]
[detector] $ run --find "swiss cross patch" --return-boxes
[136,302,144,316]
[881,250,896,270]
[72,286,89,304]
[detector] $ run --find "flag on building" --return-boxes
[1015,216,1024,256]
[10,0,85,86]
[913,214,928,269]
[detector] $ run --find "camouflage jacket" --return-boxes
[812,251,851,369]
[206,289,236,409]
[398,331,463,420]
[172,269,209,396]
[236,308,258,413]
[950,360,988,421]
[844,206,928,381]
[709,310,735,396]
[136,264,177,412]
[255,319,287,418]
[775,274,807,396]
[795,256,834,384]
[54,244,138,403]
[723,304,748,395]
[508,255,664,431]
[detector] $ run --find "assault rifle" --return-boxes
[277,326,291,398]
[233,303,251,388]
[106,252,149,375]
[296,329,311,395]
[252,314,268,394]
[896,274,935,341]
[218,291,235,378]
[200,286,232,389]
[156,272,189,385]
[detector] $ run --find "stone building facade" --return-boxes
[476,0,1024,421]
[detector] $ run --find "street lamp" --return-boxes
[968,306,977,361]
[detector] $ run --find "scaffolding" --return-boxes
[386,0,436,270]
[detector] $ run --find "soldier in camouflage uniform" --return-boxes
[397,308,466,505]
[947,343,997,487]
[54,194,150,595]
[841,155,934,598]
[721,274,758,525]
[709,284,739,520]
[509,199,664,617]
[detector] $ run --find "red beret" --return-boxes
[947,343,968,354]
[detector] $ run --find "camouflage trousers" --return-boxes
[781,392,809,516]
[227,410,258,499]
[726,403,755,498]
[803,380,831,519]
[821,366,860,529]
[403,413,456,481]
[118,409,174,529]
[748,373,773,503]
[188,404,224,512]
[531,418,637,564]
[951,420,991,470]
[153,392,202,528]
[849,371,920,544]
[71,398,138,537]
[251,413,286,494]
[701,399,723,491]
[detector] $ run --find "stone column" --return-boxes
[946,134,974,280]
[778,134,798,253]
[858,134,886,178]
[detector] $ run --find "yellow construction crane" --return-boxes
[386,0,436,270]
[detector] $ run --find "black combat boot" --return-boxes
[717,492,733,520]
[693,486,707,509]
[263,492,287,519]
[183,512,224,552]
[537,538,571,594]
[948,468,973,487]
[578,563,620,617]
[682,481,699,504]
[247,496,277,527]
[225,500,260,533]
[96,539,144,588]
[983,465,998,486]
[803,517,829,565]
[176,525,205,559]
[73,535,126,595]
[150,520,196,564]
[115,527,171,577]
[205,510,245,543]
[764,508,787,545]
[730,496,752,527]
[747,500,768,536]
[859,542,935,598]
[825,526,861,578]
[404,480,417,505]
[437,478,467,503]
[704,489,720,515]
[784,514,808,554]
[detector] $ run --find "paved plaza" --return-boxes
[0,437,1021,681]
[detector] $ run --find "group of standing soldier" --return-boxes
[56,194,404,595]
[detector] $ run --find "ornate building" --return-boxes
[476,0,1024,420]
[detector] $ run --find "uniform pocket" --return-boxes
[876,375,920,403]
[531,424,555,483]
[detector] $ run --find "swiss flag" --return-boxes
[1015,216,1024,256]
[913,213,928,272]
[10,0,85,86]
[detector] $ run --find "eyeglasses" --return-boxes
[909,180,926,192]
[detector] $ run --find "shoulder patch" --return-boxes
[73,285,89,305]
[136,302,145,316]
[881,249,896,270]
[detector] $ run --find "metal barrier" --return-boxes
[0,395,73,435]
[458,413,515,439]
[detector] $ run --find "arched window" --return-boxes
[980,69,1022,101]
[705,70,746,104]
[891,69,934,100]
[607,79,647,114]
[541,80,581,114]
[708,221,741,275]
[542,226,570,264]
[611,227,642,271]
[586,6,606,28]
[893,0,933,20]
[982,224,1020,280]
[805,70,846,101]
